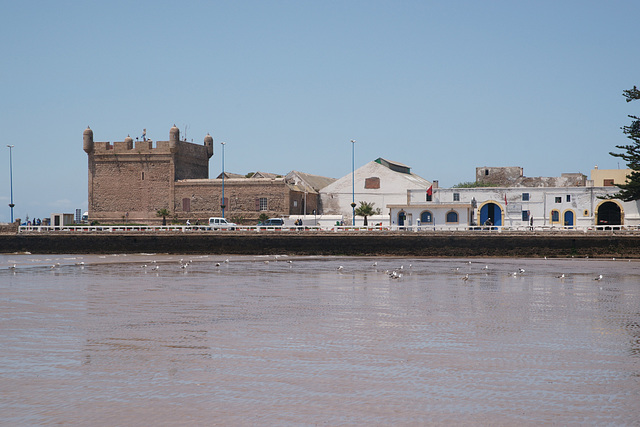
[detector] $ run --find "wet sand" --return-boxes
[1,254,639,425]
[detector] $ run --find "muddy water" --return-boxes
[1,254,639,425]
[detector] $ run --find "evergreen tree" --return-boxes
[609,86,640,201]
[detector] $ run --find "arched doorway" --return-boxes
[398,211,406,227]
[597,201,622,225]
[479,202,502,226]
[563,210,574,228]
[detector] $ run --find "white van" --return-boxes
[208,217,237,230]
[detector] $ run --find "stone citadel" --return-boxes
[83,125,332,224]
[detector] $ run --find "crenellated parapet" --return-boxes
[85,125,214,157]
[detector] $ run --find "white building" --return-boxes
[387,168,640,230]
[320,158,432,226]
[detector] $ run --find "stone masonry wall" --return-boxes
[174,179,290,224]
[90,153,173,222]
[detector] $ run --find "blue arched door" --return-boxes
[479,203,502,226]
[563,211,574,228]
[398,211,406,226]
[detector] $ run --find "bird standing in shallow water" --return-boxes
[594,274,603,281]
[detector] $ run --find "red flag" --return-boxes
[427,185,433,196]
[504,194,507,206]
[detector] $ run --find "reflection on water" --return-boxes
[1,254,639,425]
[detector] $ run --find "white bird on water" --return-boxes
[556,274,565,279]
[594,274,603,281]
[461,274,469,281]
[337,266,344,271]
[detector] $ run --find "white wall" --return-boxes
[321,161,431,224]
[404,186,640,227]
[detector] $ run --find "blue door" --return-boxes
[398,212,406,226]
[479,203,502,226]
[563,211,574,228]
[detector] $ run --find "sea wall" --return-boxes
[1,232,640,257]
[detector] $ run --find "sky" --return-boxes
[1,0,639,223]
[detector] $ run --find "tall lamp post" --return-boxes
[350,139,356,226]
[221,142,226,218]
[7,145,15,223]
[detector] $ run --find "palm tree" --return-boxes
[156,208,170,226]
[354,201,380,226]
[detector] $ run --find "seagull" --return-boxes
[141,264,148,268]
[556,274,565,279]
[518,268,525,274]
[337,266,344,271]
[594,274,603,281]
[461,274,469,281]
[483,265,489,270]
[9,264,16,270]
[224,259,229,263]
[151,265,159,271]
[215,262,221,267]
[372,261,378,267]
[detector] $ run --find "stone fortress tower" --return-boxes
[84,125,214,223]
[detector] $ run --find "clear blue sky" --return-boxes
[1,0,638,223]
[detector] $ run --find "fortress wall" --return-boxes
[90,153,173,222]
[174,141,210,180]
[2,232,640,258]
[174,179,290,222]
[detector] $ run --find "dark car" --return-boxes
[259,218,285,227]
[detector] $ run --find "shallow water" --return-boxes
[1,254,639,425]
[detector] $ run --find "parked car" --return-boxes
[208,217,237,230]
[258,218,285,227]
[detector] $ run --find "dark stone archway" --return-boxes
[597,201,621,225]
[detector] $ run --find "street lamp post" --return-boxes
[7,145,15,223]
[221,142,226,218]
[350,139,356,226]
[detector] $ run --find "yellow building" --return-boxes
[590,167,631,187]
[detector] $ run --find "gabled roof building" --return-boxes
[320,158,431,224]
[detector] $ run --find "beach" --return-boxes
[1,254,639,425]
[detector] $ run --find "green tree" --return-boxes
[354,201,381,226]
[609,86,640,201]
[156,208,170,226]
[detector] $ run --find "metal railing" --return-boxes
[17,224,640,233]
